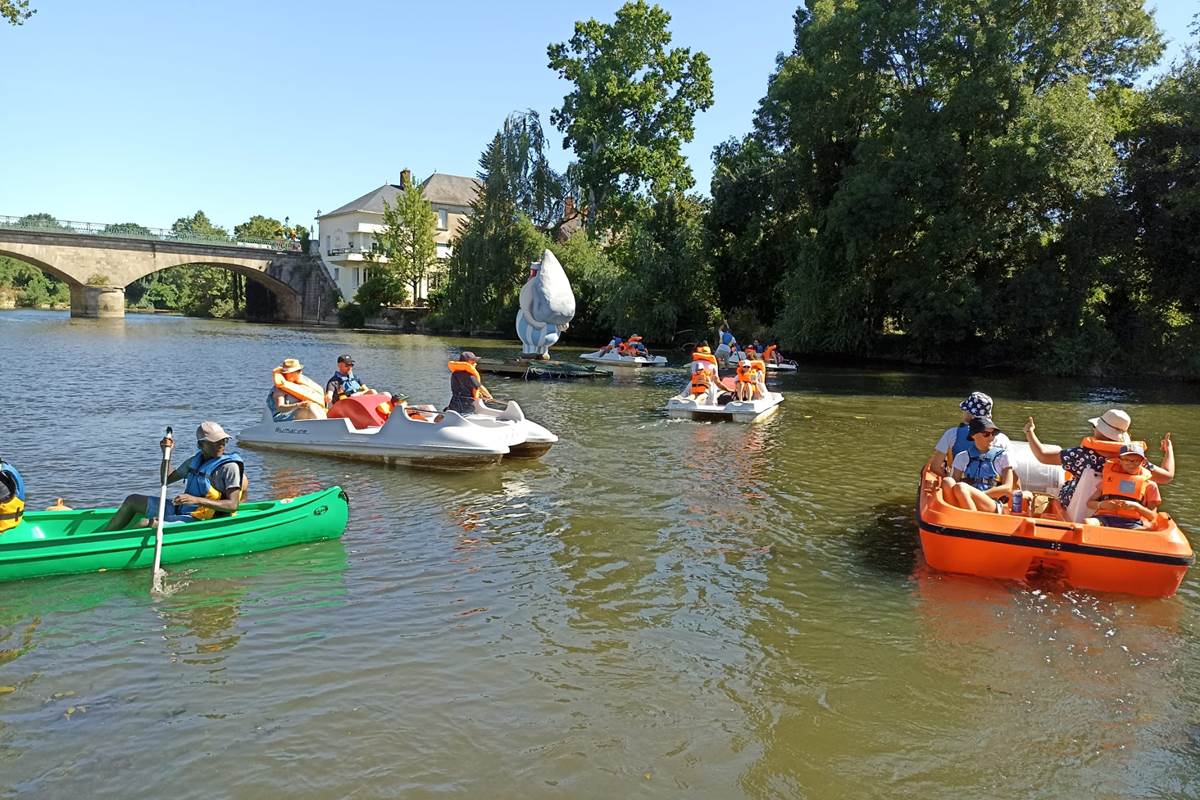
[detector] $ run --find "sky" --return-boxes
[0,0,1195,235]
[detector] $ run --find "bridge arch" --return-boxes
[0,246,84,288]
[126,260,302,322]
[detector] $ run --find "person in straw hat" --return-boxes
[270,358,328,422]
[1024,408,1174,516]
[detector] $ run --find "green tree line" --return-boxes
[422,1,1200,377]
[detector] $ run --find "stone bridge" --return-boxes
[0,228,340,322]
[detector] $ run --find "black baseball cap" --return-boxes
[337,354,354,364]
[968,417,999,436]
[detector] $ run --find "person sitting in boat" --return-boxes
[600,335,623,355]
[744,346,768,399]
[735,354,760,402]
[446,351,493,414]
[324,354,389,409]
[688,344,721,403]
[101,422,247,531]
[1084,443,1163,529]
[940,418,1027,513]
[714,323,738,361]
[627,335,649,357]
[0,457,25,534]
[923,392,1012,475]
[1024,409,1173,519]
[271,358,328,422]
[763,339,782,365]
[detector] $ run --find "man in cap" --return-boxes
[446,351,493,414]
[324,354,389,409]
[1024,409,1174,519]
[924,392,1012,474]
[101,422,247,530]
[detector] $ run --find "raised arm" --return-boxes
[1024,416,1063,465]
[1149,433,1174,484]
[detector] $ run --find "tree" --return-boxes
[1,0,34,25]
[490,110,573,230]
[102,222,153,238]
[171,210,229,242]
[17,212,67,231]
[234,215,284,242]
[377,182,438,303]
[433,135,549,332]
[602,194,717,342]
[548,1,713,232]
[714,0,1162,371]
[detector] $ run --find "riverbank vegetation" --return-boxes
[425,1,1200,377]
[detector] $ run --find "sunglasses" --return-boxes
[975,431,996,438]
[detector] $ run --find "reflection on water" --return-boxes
[0,309,1199,798]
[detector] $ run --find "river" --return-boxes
[0,309,1198,798]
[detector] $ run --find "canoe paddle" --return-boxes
[150,426,173,595]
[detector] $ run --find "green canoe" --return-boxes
[0,486,349,583]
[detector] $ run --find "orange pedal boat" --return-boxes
[917,470,1194,597]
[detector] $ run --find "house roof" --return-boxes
[319,173,480,219]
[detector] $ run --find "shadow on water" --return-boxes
[847,496,922,578]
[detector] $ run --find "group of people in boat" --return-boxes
[714,324,791,366]
[926,391,1175,530]
[687,343,769,404]
[598,334,651,358]
[0,350,503,534]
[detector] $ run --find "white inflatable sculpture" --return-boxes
[516,249,576,359]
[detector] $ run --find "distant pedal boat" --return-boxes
[665,390,785,423]
[0,486,349,583]
[580,350,669,368]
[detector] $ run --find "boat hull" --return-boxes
[580,351,668,368]
[917,471,1193,597]
[238,410,511,470]
[665,392,784,423]
[0,487,349,583]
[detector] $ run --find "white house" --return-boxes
[317,169,480,303]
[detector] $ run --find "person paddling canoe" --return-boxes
[102,422,247,531]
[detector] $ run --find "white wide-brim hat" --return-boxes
[1088,409,1132,443]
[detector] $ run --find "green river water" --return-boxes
[0,309,1198,799]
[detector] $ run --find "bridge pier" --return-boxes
[70,284,125,319]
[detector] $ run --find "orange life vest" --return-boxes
[692,352,718,366]
[736,361,756,383]
[272,369,326,407]
[748,358,766,378]
[448,361,483,400]
[1080,436,1148,458]
[763,344,778,363]
[1097,461,1154,520]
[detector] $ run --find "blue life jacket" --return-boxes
[951,423,973,457]
[720,331,736,347]
[177,452,245,519]
[328,371,364,401]
[962,444,1003,491]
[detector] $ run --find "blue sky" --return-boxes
[0,1,1195,234]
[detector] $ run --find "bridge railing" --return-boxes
[0,214,302,252]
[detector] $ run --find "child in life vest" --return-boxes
[1085,443,1162,529]
[941,417,1032,515]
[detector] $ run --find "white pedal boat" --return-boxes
[457,399,558,458]
[725,356,797,371]
[581,350,669,368]
[666,391,785,423]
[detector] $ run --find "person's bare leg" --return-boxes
[101,494,154,531]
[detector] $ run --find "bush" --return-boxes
[338,302,366,329]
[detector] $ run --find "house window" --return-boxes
[354,268,360,287]
[325,234,331,253]
[333,267,339,281]
[362,268,370,285]
[429,272,444,292]
[438,209,448,230]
